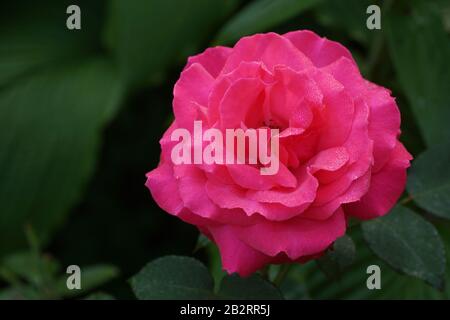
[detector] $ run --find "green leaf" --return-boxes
[55,264,119,298]
[283,226,450,299]
[314,0,374,45]
[0,1,106,87]
[0,59,123,257]
[361,205,446,289]
[215,0,323,44]
[105,0,238,88]
[317,234,356,279]
[386,2,450,145]
[407,142,450,219]
[131,256,214,300]
[218,274,282,300]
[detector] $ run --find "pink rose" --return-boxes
[145,31,412,276]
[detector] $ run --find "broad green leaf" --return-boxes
[317,234,355,279]
[407,142,450,219]
[315,0,374,45]
[131,256,214,300]
[215,0,323,44]
[218,274,282,300]
[55,264,119,298]
[0,59,123,256]
[283,226,450,299]
[105,0,238,88]
[0,1,106,87]
[362,205,446,289]
[386,2,450,145]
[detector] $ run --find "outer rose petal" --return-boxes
[345,142,412,219]
[184,46,232,78]
[208,225,272,276]
[173,63,214,126]
[232,208,346,259]
[145,161,184,215]
[284,30,356,68]
[323,57,400,172]
[364,84,401,172]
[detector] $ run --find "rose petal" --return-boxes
[173,63,214,126]
[233,208,346,259]
[208,225,272,276]
[345,141,412,219]
[222,32,313,73]
[185,46,232,78]
[284,30,356,68]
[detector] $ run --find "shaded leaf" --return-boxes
[407,142,450,219]
[386,2,450,145]
[131,256,214,300]
[362,205,446,289]
[218,274,282,300]
[105,0,238,88]
[315,0,374,45]
[0,1,106,87]
[283,226,450,299]
[317,234,356,279]
[0,59,124,257]
[215,0,323,44]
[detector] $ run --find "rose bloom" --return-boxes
[146,31,412,276]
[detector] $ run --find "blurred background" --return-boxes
[0,0,449,299]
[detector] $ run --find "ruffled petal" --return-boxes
[345,141,412,219]
[233,208,346,259]
[185,46,232,78]
[323,57,400,172]
[173,63,214,126]
[219,78,265,128]
[145,161,183,215]
[284,30,356,68]
[208,225,272,277]
[222,32,313,73]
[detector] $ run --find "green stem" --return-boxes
[400,195,413,205]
